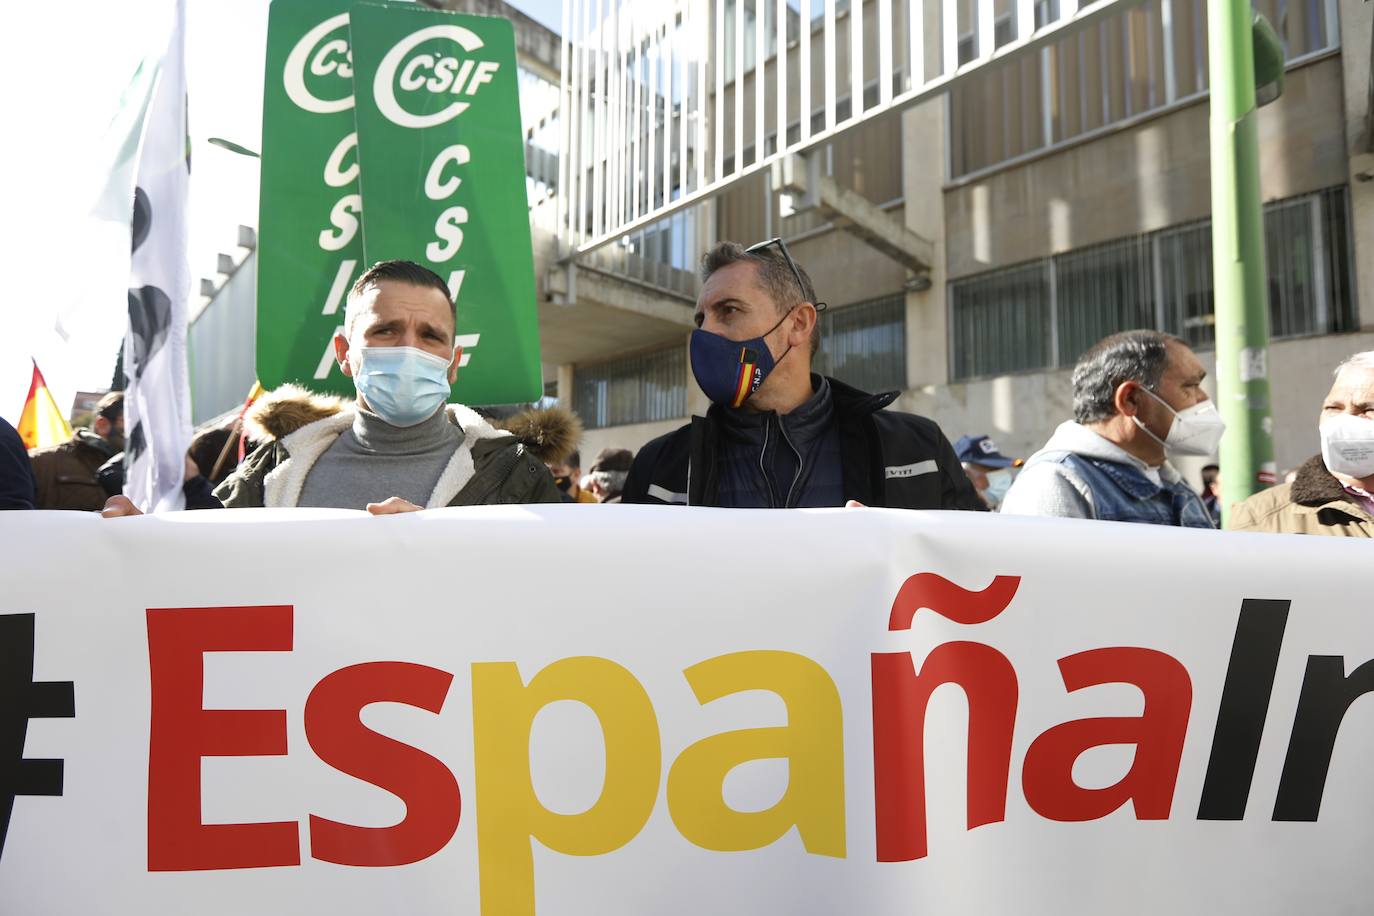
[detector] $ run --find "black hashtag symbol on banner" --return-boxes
[0,613,75,861]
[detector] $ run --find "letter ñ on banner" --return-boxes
[0,614,75,861]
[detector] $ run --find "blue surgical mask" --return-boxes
[690,308,795,408]
[983,469,1016,509]
[351,346,453,427]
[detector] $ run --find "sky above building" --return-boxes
[0,0,563,421]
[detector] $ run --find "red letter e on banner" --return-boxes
[147,605,299,871]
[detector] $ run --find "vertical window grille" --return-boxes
[1156,220,1216,349]
[1054,235,1155,367]
[948,262,1052,379]
[574,346,688,429]
[949,0,1339,179]
[949,186,1357,381]
[815,293,908,391]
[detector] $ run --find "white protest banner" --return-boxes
[1,507,1371,915]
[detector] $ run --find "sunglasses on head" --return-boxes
[745,237,828,313]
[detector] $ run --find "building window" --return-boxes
[574,345,688,429]
[815,293,908,392]
[1054,235,1155,368]
[949,0,1340,180]
[949,262,1052,380]
[948,186,1357,381]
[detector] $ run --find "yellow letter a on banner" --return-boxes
[667,651,846,857]
[471,657,661,916]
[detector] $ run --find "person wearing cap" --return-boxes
[623,240,983,510]
[587,448,634,503]
[954,435,1023,511]
[1000,330,1218,528]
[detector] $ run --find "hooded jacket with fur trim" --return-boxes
[213,385,566,509]
[1227,455,1374,537]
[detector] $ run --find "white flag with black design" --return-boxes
[124,0,191,513]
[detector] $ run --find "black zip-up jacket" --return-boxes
[622,376,987,510]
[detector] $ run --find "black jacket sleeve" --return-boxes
[867,410,988,511]
[0,417,35,510]
[621,434,667,504]
[183,475,226,510]
[932,427,989,511]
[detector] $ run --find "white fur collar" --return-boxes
[262,404,512,508]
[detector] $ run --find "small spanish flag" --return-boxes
[731,347,758,409]
[17,359,73,450]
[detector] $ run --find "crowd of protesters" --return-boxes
[4,244,1371,538]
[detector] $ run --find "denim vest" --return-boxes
[1042,451,1214,528]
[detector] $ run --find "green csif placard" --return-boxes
[349,2,543,405]
[257,0,366,397]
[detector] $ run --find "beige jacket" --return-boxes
[1227,455,1374,537]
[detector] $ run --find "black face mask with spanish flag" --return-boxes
[689,307,795,409]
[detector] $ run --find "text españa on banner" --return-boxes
[133,574,1374,916]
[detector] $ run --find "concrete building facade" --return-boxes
[561,0,1374,486]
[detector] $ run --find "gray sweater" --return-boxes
[296,405,464,509]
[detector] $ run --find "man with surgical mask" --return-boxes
[1229,352,1374,537]
[955,435,1023,511]
[1000,330,1218,527]
[622,240,982,510]
[103,260,563,514]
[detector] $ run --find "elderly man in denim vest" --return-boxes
[1000,330,1220,528]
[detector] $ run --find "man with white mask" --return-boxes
[1000,330,1220,527]
[1229,351,1374,537]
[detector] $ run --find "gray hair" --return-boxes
[589,469,628,499]
[1071,330,1187,425]
[701,241,821,356]
[1333,350,1374,378]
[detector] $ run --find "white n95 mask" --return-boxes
[1134,389,1227,458]
[1320,414,1374,479]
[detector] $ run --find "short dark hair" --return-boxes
[345,260,454,339]
[702,241,821,356]
[95,390,124,422]
[1071,330,1187,425]
[188,427,234,485]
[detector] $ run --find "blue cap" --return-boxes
[954,435,1022,469]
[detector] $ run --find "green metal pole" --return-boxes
[1208,0,1278,517]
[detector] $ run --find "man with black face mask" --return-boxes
[622,240,982,510]
[545,450,598,503]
